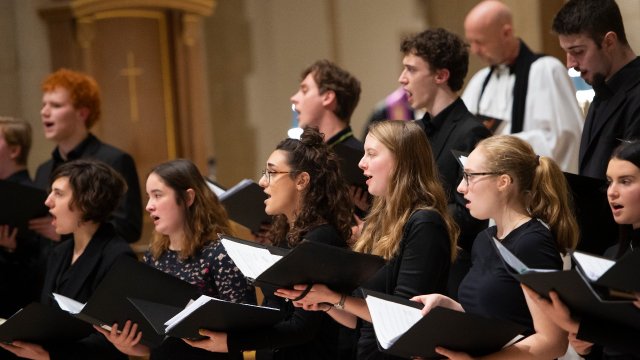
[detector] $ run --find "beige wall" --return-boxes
[1,0,640,185]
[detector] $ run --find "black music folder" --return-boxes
[220,235,385,294]
[57,256,200,347]
[131,295,282,341]
[218,179,270,233]
[492,238,640,330]
[0,302,92,344]
[579,249,640,293]
[0,180,48,233]
[363,290,525,359]
[332,143,367,189]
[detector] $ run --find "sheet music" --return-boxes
[165,295,213,330]
[53,293,86,314]
[493,238,556,274]
[365,295,423,349]
[220,238,283,279]
[218,179,255,201]
[573,251,615,282]
[458,155,468,167]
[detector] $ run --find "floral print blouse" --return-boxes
[143,241,255,304]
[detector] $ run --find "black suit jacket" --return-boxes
[417,98,492,251]
[579,57,640,179]
[40,223,135,360]
[34,134,142,243]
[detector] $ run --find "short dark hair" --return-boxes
[552,0,628,47]
[51,159,126,224]
[301,60,361,124]
[612,140,640,169]
[400,28,469,92]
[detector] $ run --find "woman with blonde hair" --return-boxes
[277,120,458,360]
[413,135,579,359]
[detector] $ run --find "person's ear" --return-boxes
[434,68,450,85]
[322,90,337,109]
[296,171,310,191]
[185,188,196,207]
[76,107,90,126]
[8,145,21,161]
[602,31,618,51]
[496,173,512,191]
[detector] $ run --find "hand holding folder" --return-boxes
[493,238,640,330]
[363,290,525,359]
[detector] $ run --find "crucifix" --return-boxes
[120,51,143,123]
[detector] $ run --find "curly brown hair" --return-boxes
[400,28,469,92]
[41,68,101,128]
[268,127,353,247]
[148,159,235,260]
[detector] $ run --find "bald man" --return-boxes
[461,0,583,173]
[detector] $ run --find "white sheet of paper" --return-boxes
[572,251,615,282]
[493,238,556,274]
[165,295,213,329]
[52,293,86,314]
[365,295,423,349]
[220,238,282,279]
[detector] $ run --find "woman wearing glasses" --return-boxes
[275,120,458,360]
[411,135,579,359]
[186,127,353,359]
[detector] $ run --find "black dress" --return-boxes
[227,223,347,360]
[143,241,256,360]
[357,209,452,360]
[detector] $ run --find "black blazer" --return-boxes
[417,98,491,251]
[579,57,640,179]
[41,223,135,360]
[34,134,142,243]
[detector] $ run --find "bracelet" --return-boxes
[322,304,332,312]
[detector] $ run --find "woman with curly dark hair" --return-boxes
[185,127,353,359]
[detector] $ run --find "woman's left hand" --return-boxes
[0,341,50,360]
[183,329,229,353]
[275,284,339,308]
[435,346,473,360]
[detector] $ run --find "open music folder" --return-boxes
[492,237,640,330]
[0,179,48,234]
[51,256,200,347]
[129,295,282,341]
[573,249,640,294]
[363,290,525,359]
[0,302,92,344]
[220,235,385,294]
[218,179,270,233]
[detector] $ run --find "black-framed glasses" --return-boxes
[462,171,500,186]
[261,169,293,185]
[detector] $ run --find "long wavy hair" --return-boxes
[479,135,579,253]
[148,159,234,260]
[353,121,459,261]
[268,127,352,247]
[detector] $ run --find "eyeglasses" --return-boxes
[462,171,501,186]
[261,169,293,185]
